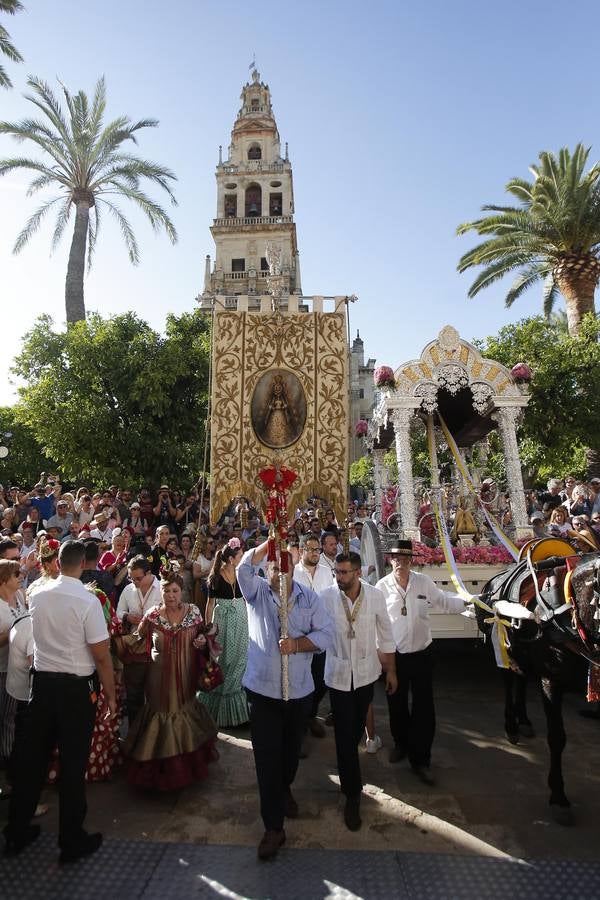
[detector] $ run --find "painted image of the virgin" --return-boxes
[251,370,307,449]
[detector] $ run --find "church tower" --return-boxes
[205,66,300,298]
[202,69,352,524]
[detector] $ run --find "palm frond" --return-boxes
[50,196,72,252]
[542,274,560,318]
[13,196,62,253]
[99,184,177,242]
[505,263,548,307]
[98,198,140,263]
[87,201,101,270]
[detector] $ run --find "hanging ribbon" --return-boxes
[426,415,511,668]
[437,413,519,561]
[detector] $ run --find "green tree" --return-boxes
[0,1,23,89]
[474,315,600,481]
[12,310,210,487]
[349,455,373,491]
[0,76,177,323]
[0,406,56,486]
[458,144,600,335]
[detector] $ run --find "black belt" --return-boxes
[33,670,95,681]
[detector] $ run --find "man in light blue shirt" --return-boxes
[237,540,333,861]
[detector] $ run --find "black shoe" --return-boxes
[284,788,298,819]
[257,829,286,861]
[411,765,435,786]
[343,795,362,831]
[59,832,103,865]
[388,745,407,763]
[3,824,40,857]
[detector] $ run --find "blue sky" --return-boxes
[1,0,598,405]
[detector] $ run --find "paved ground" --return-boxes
[2,639,600,897]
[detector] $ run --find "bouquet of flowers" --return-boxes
[510,362,532,383]
[374,365,396,390]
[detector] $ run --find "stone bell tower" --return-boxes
[205,66,300,298]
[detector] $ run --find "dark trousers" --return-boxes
[387,645,435,768]
[7,670,97,850]
[123,661,147,725]
[310,652,327,719]
[329,681,374,797]
[246,689,312,831]
[7,699,28,786]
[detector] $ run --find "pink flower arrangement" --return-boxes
[355,419,368,437]
[407,541,514,567]
[374,365,396,389]
[510,362,532,382]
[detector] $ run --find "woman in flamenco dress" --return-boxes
[123,564,218,790]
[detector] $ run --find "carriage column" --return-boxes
[493,405,533,541]
[372,448,388,517]
[391,406,420,541]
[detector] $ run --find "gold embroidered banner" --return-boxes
[210,309,349,523]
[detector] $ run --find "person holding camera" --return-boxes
[153,485,177,533]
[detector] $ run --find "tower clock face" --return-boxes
[251,369,307,449]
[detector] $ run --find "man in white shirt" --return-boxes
[376,540,466,786]
[320,551,397,832]
[293,534,334,740]
[117,555,161,724]
[4,540,116,863]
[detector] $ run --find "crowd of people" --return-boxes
[0,470,597,862]
[526,476,600,539]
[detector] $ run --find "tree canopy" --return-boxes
[0,76,177,321]
[458,144,600,335]
[0,406,56,486]
[12,309,211,487]
[475,314,600,481]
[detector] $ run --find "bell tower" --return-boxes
[207,67,299,298]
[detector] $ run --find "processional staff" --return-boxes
[258,463,298,702]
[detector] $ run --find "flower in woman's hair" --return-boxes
[159,559,181,578]
[228,537,242,550]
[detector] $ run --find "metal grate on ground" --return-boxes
[2,835,600,900]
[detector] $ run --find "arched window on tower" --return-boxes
[245,183,262,217]
[248,143,262,160]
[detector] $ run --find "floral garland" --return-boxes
[408,540,515,567]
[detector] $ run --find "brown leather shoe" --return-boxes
[284,788,298,819]
[257,829,286,861]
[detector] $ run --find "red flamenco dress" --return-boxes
[123,605,218,790]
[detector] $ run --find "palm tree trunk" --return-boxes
[65,199,90,323]
[554,255,599,336]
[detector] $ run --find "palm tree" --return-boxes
[0,0,23,88]
[457,144,600,336]
[0,76,177,322]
